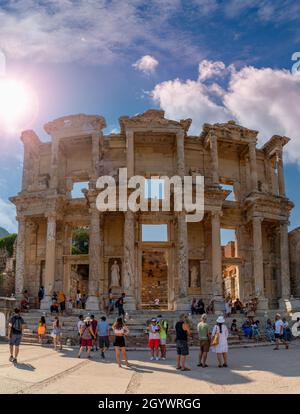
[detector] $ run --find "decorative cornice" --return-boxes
[261,135,290,157]
[44,114,106,136]
[119,109,189,134]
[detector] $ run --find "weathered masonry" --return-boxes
[10,110,300,311]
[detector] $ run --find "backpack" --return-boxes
[12,316,22,333]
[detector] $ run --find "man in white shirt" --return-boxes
[274,313,289,350]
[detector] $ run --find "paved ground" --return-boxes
[0,342,300,394]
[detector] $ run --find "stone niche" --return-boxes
[108,257,122,295]
[188,259,201,295]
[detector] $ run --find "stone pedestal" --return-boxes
[279,297,300,313]
[213,296,225,314]
[124,295,136,311]
[40,295,52,311]
[85,295,100,311]
[174,297,190,311]
[256,297,269,312]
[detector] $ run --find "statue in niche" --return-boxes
[110,260,120,287]
[190,265,199,288]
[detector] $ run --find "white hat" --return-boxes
[216,315,225,324]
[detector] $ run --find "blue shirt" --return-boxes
[97,321,109,337]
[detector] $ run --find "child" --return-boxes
[37,316,46,344]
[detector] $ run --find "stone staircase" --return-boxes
[17,309,282,348]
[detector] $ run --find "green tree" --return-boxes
[0,233,17,257]
[72,227,89,255]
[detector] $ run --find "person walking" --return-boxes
[157,315,168,360]
[58,290,66,314]
[78,317,96,358]
[90,315,98,352]
[38,286,44,307]
[112,317,129,368]
[77,314,85,346]
[51,316,62,351]
[116,293,126,318]
[197,314,210,368]
[147,318,160,361]
[211,315,229,367]
[76,289,81,309]
[175,314,192,371]
[274,313,289,350]
[8,308,26,364]
[37,316,46,345]
[98,316,110,359]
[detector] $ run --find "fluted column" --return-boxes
[280,222,290,299]
[176,129,185,177]
[248,141,258,192]
[252,216,268,309]
[177,212,189,299]
[40,213,57,309]
[123,211,136,309]
[90,132,101,187]
[126,129,134,178]
[211,211,223,300]
[276,150,286,197]
[15,216,26,298]
[210,130,219,185]
[50,136,59,190]
[86,204,101,310]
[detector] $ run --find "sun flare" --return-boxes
[0,78,37,132]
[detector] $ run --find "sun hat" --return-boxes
[151,318,157,322]
[216,315,225,324]
[84,316,90,323]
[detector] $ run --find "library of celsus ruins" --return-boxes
[9,110,300,312]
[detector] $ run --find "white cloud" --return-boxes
[152,61,300,165]
[198,59,227,81]
[133,55,159,74]
[0,198,17,233]
[0,0,201,65]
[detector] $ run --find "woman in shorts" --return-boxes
[112,318,129,368]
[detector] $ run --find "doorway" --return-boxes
[141,249,168,309]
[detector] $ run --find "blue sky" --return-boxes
[0,0,300,245]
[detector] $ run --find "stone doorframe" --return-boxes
[137,242,175,310]
[63,254,89,298]
[222,257,243,301]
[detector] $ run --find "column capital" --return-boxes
[211,210,223,219]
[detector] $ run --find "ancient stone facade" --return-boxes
[9,110,300,311]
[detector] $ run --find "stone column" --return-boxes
[91,132,101,187]
[86,204,101,310]
[279,221,292,310]
[210,130,219,185]
[123,211,136,309]
[176,212,189,309]
[176,129,185,177]
[211,211,224,311]
[40,214,57,309]
[126,129,134,178]
[276,150,286,197]
[252,216,268,310]
[50,136,59,190]
[248,141,258,192]
[15,216,26,299]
